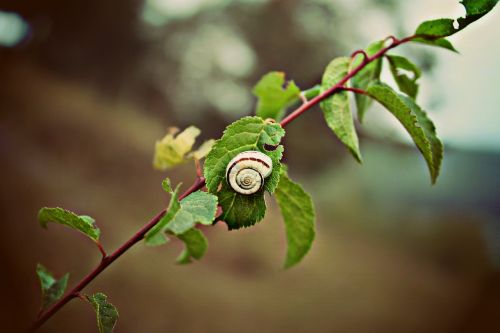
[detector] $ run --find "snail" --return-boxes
[226,151,273,195]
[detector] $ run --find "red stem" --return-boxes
[340,87,369,95]
[95,241,107,258]
[279,35,417,128]
[30,33,418,332]
[28,177,206,332]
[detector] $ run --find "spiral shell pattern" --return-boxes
[226,151,273,195]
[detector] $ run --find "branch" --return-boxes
[29,177,206,332]
[29,33,418,332]
[340,87,369,95]
[279,34,417,127]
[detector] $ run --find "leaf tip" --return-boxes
[352,149,363,164]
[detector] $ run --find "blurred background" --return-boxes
[1,0,499,332]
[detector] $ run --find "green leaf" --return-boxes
[351,40,385,122]
[36,264,69,311]
[411,37,458,53]
[204,116,285,195]
[166,191,218,235]
[253,71,301,121]
[176,228,208,264]
[146,187,217,253]
[415,18,456,37]
[38,207,100,242]
[86,293,119,333]
[386,55,421,99]
[217,182,266,230]
[153,126,200,170]
[203,117,285,230]
[320,57,361,162]
[367,83,443,183]
[144,183,182,246]
[458,0,499,30]
[275,170,316,268]
[401,95,444,183]
[161,178,173,193]
[415,0,498,38]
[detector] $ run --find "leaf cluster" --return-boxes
[145,181,217,264]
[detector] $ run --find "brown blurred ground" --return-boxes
[1,1,500,332]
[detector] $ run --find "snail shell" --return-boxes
[226,151,273,195]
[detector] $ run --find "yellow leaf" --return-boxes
[189,139,215,160]
[153,126,201,170]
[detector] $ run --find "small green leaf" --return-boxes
[351,40,385,121]
[204,116,285,195]
[253,71,301,121]
[217,182,266,230]
[162,178,173,193]
[36,264,69,311]
[86,293,119,333]
[38,207,100,242]
[166,191,218,235]
[275,170,316,268]
[416,18,456,37]
[320,56,362,162]
[367,83,443,183]
[415,0,498,38]
[386,55,421,99]
[176,228,208,264]
[153,126,201,170]
[411,37,458,53]
[144,183,182,246]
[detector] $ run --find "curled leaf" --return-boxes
[36,264,69,311]
[38,207,100,242]
[386,55,421,99]
[176,228,208,264]
[320,56,362,162]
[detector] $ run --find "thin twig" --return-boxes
[385,35,400,44]
[194,159,203,178]
[95,241,107,259]
[74,292,87,301]
[299,93,308,104]
[279,34,417,128]
[28,177,206,332]
[340,87,369,95]
[350,49,368,62]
